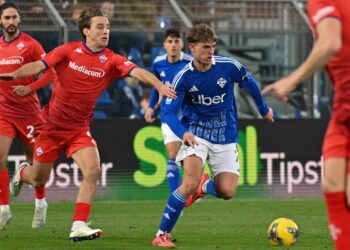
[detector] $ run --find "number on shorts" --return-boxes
[26,125,34,139]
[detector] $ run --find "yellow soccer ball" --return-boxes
[268,218,299,247]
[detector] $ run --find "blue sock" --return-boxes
[206,179,220,197]
[159,189,186,233]
[166,159,180,193]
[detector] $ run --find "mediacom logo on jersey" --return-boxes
[0,56,24,65]
[192,93,226,105]
[68,61,105,78]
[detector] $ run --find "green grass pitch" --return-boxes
[1,199,333,249]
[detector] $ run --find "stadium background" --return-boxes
[3,1,334,248]
[9,0,330,201]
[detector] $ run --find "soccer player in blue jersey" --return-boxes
[151,23,274,247]
[145,28,192,193]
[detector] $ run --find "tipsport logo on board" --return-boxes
[133,125,324,194]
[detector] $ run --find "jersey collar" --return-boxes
[3,31,22,44]
[189,56,216,71]
[82,41,106,55]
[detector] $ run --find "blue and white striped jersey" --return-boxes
[163,55,269,144]
[148,52,192,122]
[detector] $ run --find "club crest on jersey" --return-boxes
[99,55,107,63]
[17,42,24,50]
[36,147,43,156]
[217,77,227,88]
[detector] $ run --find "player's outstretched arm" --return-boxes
[262,18,341,100]
[129,67,177,100]
[144,107,156,123]
[263,107,274,122]
[0,60,46,81]
[12,68,56,96]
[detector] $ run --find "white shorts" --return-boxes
[175,136,240,177]
[161,123,182,145]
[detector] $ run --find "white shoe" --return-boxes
[32,204,47,228]
[0,210,12,229]
[69,222,103,242]
[9,162,28,196]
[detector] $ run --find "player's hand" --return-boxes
[0,73,16,81]
[144,107,156,123]
[158,84,176,104]
[263,107,274,122]
[183,132,198,148]
[12,85,32,96]
[261,77,296,101]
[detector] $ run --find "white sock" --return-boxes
[72,220,86,230]
[35,198,47,208]
[201,180,210,193]
[0,205,10,213]
[156,229,164,237]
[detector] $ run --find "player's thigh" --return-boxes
[323,117,350,160]
[177,138,208,195]
[179,155,204,197]
[0,135,13,168]
[175,136,208,171]
[165,141,182,159]
[0,118,16,167]
[23,144,34,165]
[71,146,101,178]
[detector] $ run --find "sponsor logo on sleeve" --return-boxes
[124,61,133,66]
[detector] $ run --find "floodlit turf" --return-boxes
[0,199,332,249]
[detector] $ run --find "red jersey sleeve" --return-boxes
[30,40,46,61]
[308,0,340,28]
[42,44,68,69]
[111,54,138,79]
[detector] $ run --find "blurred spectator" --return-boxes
[68,4,85,27]
[155,0,171,29]
[111,77,144,119]
[67,4,85,41]
[101,1,115,22]
[140,88,152,116]
[123,0,157,29]
[30,4,45,14]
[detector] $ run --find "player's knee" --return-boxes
[181,179,201,195]
[31,177,47,188]
[322,177,341,193]
[217,185,237,200]
[0,157,7,169]
[83,164,101,181]
[167,151,178,159]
